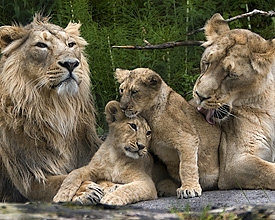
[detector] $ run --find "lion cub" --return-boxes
[116,68,220,198]
[53,100,157,205]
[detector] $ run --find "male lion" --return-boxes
[193,13,275,189]
[0,15,101,202]
[115,68,220,198]
[53,100,157,205]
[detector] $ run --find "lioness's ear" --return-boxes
[0,26,27,50]
[144,71,162,89]
[105,100,126,124]
[204,13,230,42]
[250,39,275,74]
[114,68,132,83]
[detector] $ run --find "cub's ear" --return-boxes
[204,13,230,42]
[114,68,131,83]
[65,22,81,36]
[105,100,126,124]
[0,26,27,51]
[143,71,162,89]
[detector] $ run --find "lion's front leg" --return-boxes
[100,179,157,206]
[176,138,202,199]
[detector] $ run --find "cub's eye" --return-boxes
[68,42,76,48]
[128,123,137,131]
[131,90,138,95]
[202,61,210,73]
[35,42,48,48]
[119,88,124,94]
[146,131,151,136]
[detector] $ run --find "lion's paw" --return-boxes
[72,181,104,205]
[176,184,202,199]
[100,194,127,206]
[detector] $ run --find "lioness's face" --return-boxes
[0,18,89,96]
[193,14,275,124]
[117,68,161,118]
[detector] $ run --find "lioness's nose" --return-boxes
[58,59,79,72]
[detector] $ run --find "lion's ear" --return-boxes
[0,26,27,50]
[65,22,81,36]
[204,13,230,42]
[105,100,126,124]
[114,68,131,83]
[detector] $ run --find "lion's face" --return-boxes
[105,101,151,159]
[193,13,275,124]
[115,68,162,118]
[0,15,89,97]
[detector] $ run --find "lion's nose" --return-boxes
[136,142,145,150]
[195,91,211,103]
[58,60,79,72]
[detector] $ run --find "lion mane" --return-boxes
[0,15,101,202]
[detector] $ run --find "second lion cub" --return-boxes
[53,100,157,205]
[116,68,220,198]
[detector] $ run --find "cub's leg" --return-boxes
[176,135,202,199]
[219,154,275,189]
[53,166,98,202]
[156,178,178,197]
[100,178,157,206]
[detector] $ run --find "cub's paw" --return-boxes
[100,194,128,206]
[177,184,202,199]
[156,179,177,197]
[72,181,104,205]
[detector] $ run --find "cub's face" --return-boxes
[116,68,162,118]
[105,100,152,159]
[0,17,89,96]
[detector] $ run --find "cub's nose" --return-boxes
[136,142,145,150]
[58,59,79,72]
[195,91,211,103]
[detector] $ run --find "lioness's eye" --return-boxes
[35,42,48,48]
[128,123,137,131]
[146,131,151,136]
[120,88,124,94]
[68,42,76,48]
[202,61,210,73]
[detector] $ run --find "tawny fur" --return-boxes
[53,100,157,205]
[0,14,101,202]
[115,68,221,198]
[193,13,275,189]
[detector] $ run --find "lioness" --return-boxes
[193,13,275,189]
[0,15,101,202]
[53,100,157,205]
[115,68,220,198]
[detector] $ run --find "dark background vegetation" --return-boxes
[1,0,274,133]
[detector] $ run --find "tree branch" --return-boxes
[112,40,204,50]
[188,9,275,35]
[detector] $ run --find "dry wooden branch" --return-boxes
[188,9,275,35]
[112,40,204,50]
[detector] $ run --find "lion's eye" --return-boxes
[146,131,151,136]
[120,88,124,94]
[35,42,48,48]
[128,123,137,131]
[227,72,239,79]
[68,42,76,48]
[202,61,210,73]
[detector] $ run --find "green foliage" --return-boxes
[0,0,275,132]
